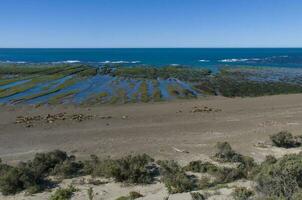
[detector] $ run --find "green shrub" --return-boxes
[214,142,243,162]
[89,154,156,184]
[270,131,301,148]
[215,167,245,184]
[190,192,206,200]
[255,154,302,199]
[184,161,218,174]
[0,163,47,195]
[52,159,84,179]
[184,159,247,187]
[0,150,82,195]
[197,176,212,189]
[213,142,256,177]
[129,191,143,198]
[158,160,195,194]
[232,187,254,200]
[49,185,77,200]
[0,168,24,195]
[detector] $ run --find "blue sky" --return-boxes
[1,0,302,48]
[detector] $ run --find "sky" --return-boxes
[0,0,302,48]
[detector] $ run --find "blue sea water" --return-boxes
[1,48,302,71]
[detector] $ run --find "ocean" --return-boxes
[1,48,302,71]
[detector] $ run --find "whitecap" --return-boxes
[0,60,27,64]
[218,58,261,63]
[100,60,141,64]
[198,59,210,62]
[62,60,81,63]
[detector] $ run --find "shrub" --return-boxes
[270,131,301,148]
[129,191,143,199]
[89,154,156,184]
[213,142,256,177]
[158,160,195,194]
[184,159,247,187]
[52,159,84,179]
[49,185,77,200]
[0,168,24,195]
[197,176,212,189]
[214,142,242,162]
[115,191,143,200]
[0,150,82,195]
[0,163,48,195]
[232,187,254,200]
[215,167,245,184]
[190,192,206,200]
[184,161,219,174]
[255,154,302,199]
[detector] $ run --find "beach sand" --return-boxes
[1,94,302,199]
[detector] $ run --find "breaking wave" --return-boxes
[100,60,141,64]
[219,58,261,63]
[0,60,27,64]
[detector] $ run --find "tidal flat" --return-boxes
[1,64,302,106]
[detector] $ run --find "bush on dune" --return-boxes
[115,191,143,200]
[49,185,77,200]
[0,150,83,195]
[232,187,254,200]
[255,154,302,199]
[86,154,156,184]
[158,160,196,194]
[214,142,243,162]
[270,131,301,148]
[190,192,206,200]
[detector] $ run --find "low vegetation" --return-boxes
[158,160,196,194]
[115,191,143,200]
[85,154,156,184]
[270,131,302,148]
[254,154,302,199]
[232,187,254,200]
[1,134,302,199]
[190,192,206,200]
[49,185,77,200]
[104,66,212,82]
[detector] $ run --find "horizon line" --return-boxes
[1,47,302,49]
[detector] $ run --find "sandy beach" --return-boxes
[2,94,302,163]
[2,94,302,199]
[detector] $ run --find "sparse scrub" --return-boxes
[158,160,195,194]
[0,150,83,195]
[213,142,256,174]
[184,161,219,174]
[214,142,242,162]
[270,131,301,148]
[190,192,206,200]
[255,154,302,199]
[49,185,77,200]
[115,191,143,200]
[87,154,156,184]
[232,187,254,200]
